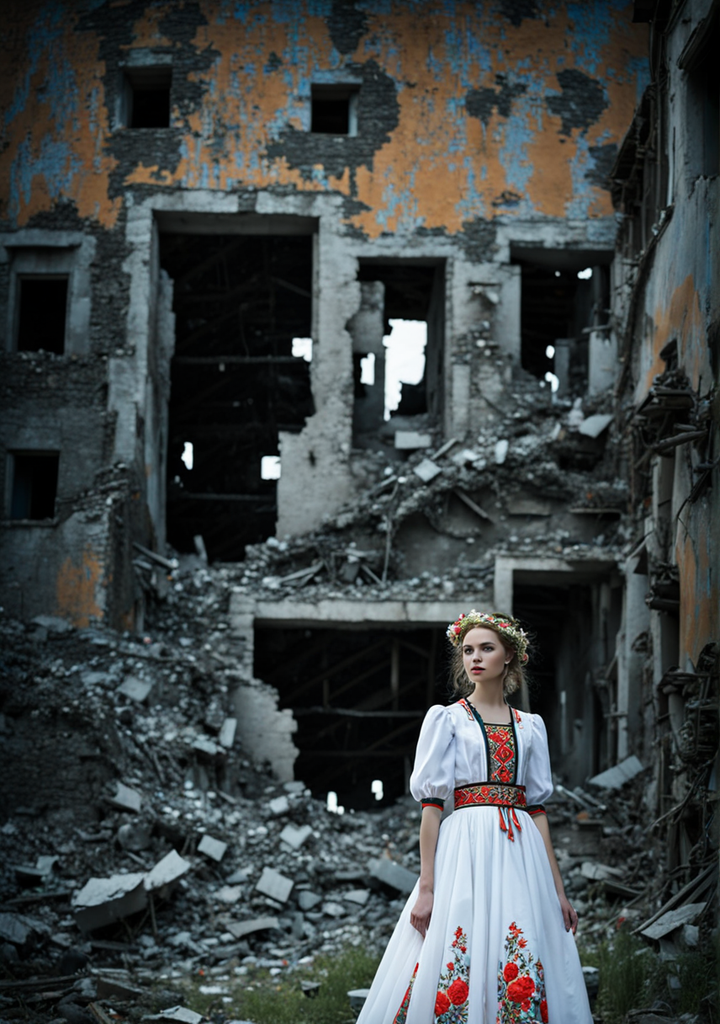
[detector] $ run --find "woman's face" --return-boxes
[462,626,512,686]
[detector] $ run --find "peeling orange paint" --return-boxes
[56,546,104,628]
[676,515,718,665]
[644,275,705,395]
[1,1,647,233]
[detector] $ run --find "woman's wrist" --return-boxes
[419,880,434,894]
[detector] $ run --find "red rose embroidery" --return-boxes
[460,945,466,953]
[521,1000,531,1012]
[447,962,454,970]
[434,992,451,1015]
[447,979,469,1006]
[503,962,519,982]
[507,976,535,1002]
[541,998,549,1022]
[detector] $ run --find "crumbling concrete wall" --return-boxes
[609,0,719,894]
[0,0,648,636]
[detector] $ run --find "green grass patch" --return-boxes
[179,943,382,1024]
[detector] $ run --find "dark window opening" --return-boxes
[17,277,68,354]
[513,252,611,396]
[681,8,720,179]
[9,453,59,520]
[125,67,172,128]
[311,84,358,135]
[513,582,606,784]
[352,261,444,451]
[254,625,446,809]
[160,232,314,561]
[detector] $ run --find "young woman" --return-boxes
[357,610,592,1024]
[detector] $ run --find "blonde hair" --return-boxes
[449,611,529,700]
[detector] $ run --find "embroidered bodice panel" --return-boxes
[485,724,516,784]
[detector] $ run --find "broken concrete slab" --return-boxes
[95,974,144,1001]
[218,717,237,748]
[197,835,227,862]
[578,413,613,438]
[226,916,279,940]
[640,902,708,940]
[322,901,346,917]
[72,873,147,932]
[108,781,142,813]
[297,890,322,911]
[255,867,293,904]
[268,794,290,816]
[116,676,153,703]
[144,850,191,894]
[279,823,312,850]
[343,889,370,906]
[494,439,509,464]
[413,458,442,483]
[0,912,47,947]
[368,857,417,895]
[31,615,72,633]
[192,736,222,758]
[216,885,243,904]
[348,989,371,1011]
[394,431,432,450]
[150,1008,204,1024]
[589,755,644,789]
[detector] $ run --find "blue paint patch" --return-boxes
[455,154,486,221]
[566,0,632,78]
[564,133,596,218]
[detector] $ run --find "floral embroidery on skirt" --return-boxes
[392,961,418,1024]
[434,925,470,1021]
[496,922,548,1022]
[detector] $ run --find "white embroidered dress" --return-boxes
[356,701,593,1024]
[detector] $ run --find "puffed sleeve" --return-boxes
[409,705,456,810]
[524,714,553,817]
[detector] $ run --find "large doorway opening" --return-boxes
[254,625,447,809]
[160,230,314,561]
[352,260,445,451]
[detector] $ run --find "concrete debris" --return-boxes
[151,1007,204,1024]
[640,902,708,941]
[144,851,191,893]
[117,677,154,703]
[255,867,293,904]
[394,430,433,449]
[412,457,442,483]
[108,782,142,813]
[589,755,644,790]
[268,795,291,817]
[197,835,227,862]
[72,874,148,932]
[226,916,279,939]
[494,438,509,464]
[368,857,417,895]
[218,717,237,748]
[578,413,613,438]
[279,823,313,849]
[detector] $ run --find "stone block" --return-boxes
[145,850,191,893]
[268,795,290,817]
[413,458,442,483]
[197,835,227,862]
[322,901,345,917]
[395,431,432,450]
[279,824,312,850]
[343,889,370,906]
[72,873,147,932]
[368,857,417,895]
[216,885,243,904]
[108,782,142,813]
[218,717,237,748]
[255,867,293,904]
[297,890,322,911]
[226,916,279,940]
[193,736,222,758]
[117,677,153,703]
[578,413,613,438]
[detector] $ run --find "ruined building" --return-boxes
[0,0,716,876]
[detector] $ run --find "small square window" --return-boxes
[125,66,172,128]
[9,453,59,520]
[17,276,68,354]
[311,84,359,135]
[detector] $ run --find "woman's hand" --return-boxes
[410,889,434,938]
[558,893,578,934]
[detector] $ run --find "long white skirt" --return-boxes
[357,806,592,1024]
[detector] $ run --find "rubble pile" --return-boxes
[0,589,689,1024]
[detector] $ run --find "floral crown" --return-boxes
[446,610,529,663]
